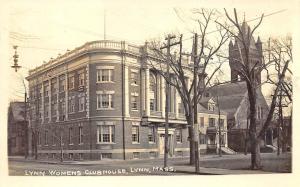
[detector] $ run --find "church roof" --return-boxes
[198,97,227,115]
[207,81,247,119]
[9,102,26,122]
[207,81,269,120]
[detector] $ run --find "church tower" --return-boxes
[229,20,263,84]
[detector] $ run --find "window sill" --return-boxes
[131,109,139,112]
[78,110,85,112]
[149,142,156,144]
[96,81,115,84]
[131,83,139,86]
[132,142,140,144]
[97,108,115,111]
[96,142,116,145]
[68,112,75,114]
[79,143,84,145]
[69,143,74,145]
[176,142,183,144]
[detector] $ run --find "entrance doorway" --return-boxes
[158,133,174,157]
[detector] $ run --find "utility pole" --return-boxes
[24,85,28,159]
[11,46,29,159]
[215,80,222,157]
[193,33,200,172]
[160,34,181,168]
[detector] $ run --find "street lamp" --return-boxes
[11,46,29,159]
[11,46,21,72]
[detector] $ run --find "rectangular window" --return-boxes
[79,126,83,144]
[176,128,182,143]
[97,93,114,109]
[38,132,41,145]
[199,133,207,144]
[149,151,156,159]
[68,76,75,90]
[133,152,140,159]
[132,126,139,143]
[69,127,73,144]
[79,72,85,86]
[79,97,85,111]
[148,126,155,143]
[131,96,138,110]
[150,99,155,111]
[38,85,42,97]
[69,153,73,160]
[51,79,58,94]
[209,118,215,127]
[45,130,48,145]
[178,102,184,114]
[101,153,112,159]
[59,76,65,92]
[44,103,49,118]
[68,98,75,113]
[97,125,115,143]
[131,71,138,85]
[60,131,64,146]
[60,101,66,120]
[219,119,225,129]
[200,117,204,127]
[97,69,114,82]
[52,103,58,117]
[52,134,56,145]
[44,83,49,97]
[176,151,183,157]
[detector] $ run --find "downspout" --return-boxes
[86,57,92,160]
[121,41,126,160]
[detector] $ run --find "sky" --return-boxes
[0,0,298,103]
[0,0,300,186]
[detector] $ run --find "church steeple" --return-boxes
[229,23,263,84]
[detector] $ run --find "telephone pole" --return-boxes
[193,33,200,172]
[160,34,181,168]
[215,79,222,157]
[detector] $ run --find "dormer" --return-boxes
[207,98,216,111]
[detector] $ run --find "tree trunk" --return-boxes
[244,131,248,155]
[34,132,38,160]
[187,115,195,165]
[247,82,261,169]
[250,138,262,169]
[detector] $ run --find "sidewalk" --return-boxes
[8,156,126,165]
[8,154,280,175]
[173,165,274,175]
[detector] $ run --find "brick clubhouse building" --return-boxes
[26,40,228,160]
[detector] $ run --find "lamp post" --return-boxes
[11,45,29,159]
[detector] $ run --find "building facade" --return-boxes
[8,102,27,156]
[26,40,228,160]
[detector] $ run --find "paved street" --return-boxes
[8,152,291,176]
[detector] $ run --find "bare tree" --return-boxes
[219,9,291,169]
[147,8,230,169]
[264,36,293,153]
